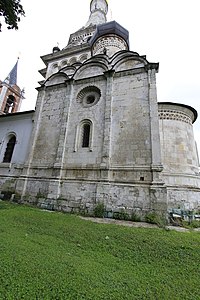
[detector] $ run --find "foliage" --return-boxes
[130,211,141,222]
[182,220,200,229]
[93,202,105,218]
[0,0,25,31]
[0,201,200,299]
[189,220,200,228]
[113,209,130,221]
[145,211,166,227]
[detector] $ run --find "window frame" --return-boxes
[2,134,16,163]
[4,95,16,114]
[74,119,93,152]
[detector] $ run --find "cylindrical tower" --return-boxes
[90,21,129,57]
[158,102,200,210]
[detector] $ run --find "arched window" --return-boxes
[82,123,91,147]
[3,135,16,163]
[74,119,93,152]
[4,95,16,114]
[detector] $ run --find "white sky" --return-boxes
[0,0,200,151]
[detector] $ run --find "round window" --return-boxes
[83,93,98,107]
[77,86,101,108]
[86,95,95,104]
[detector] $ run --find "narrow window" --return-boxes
[4,95,16,114]
[82,123,90,147]
[3,136,16,163]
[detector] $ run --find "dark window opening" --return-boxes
[86,95,95,104]
[3,136,16,163]
[82,124,90,148]
[4,95,16,114]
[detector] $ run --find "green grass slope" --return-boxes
[0,201,200,300]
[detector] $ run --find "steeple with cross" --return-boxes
[65,0,108,48]
[0,59,24,115]
[85,0,108,27]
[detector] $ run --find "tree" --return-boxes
[0,0,25,31]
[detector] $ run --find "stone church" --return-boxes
[0,0,199,217]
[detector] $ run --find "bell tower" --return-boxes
[0,59,24,115]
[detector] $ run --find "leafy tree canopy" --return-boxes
[0,0,25,31]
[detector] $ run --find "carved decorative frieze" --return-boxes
[93,35,127,56]
[158,109,192,124]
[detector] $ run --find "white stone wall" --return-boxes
[159,103,200,210]
[0,111,34,196]
[167,188,200,211]
[159,103,199,179]
[111,72,151,167]
[29,86,68,167]
[0,112,33,164]
[63,79,107,168]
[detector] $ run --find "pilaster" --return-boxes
[148,68,167,212]
[100,70,114,174]
[47,79,74,200]
[148,68,164,184]
[0,86,8,112]
[20,87,47,199]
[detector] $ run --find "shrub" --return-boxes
[93,202,105,218]
[145,212,166,227]
[1,190,13,200]
[113,210,129,221]
[130,211,141,222]
[182,220,200,229]
[190,220,200,228]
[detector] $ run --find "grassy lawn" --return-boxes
[0,201,200,300]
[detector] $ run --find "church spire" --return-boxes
[4,59,19,86]
[85,0,108,27]
[0,58,24,114]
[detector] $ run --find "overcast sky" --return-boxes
[0,0,200,151]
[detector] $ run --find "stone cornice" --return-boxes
[41,44,91,66]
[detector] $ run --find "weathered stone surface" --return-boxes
[0,1,200,214]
